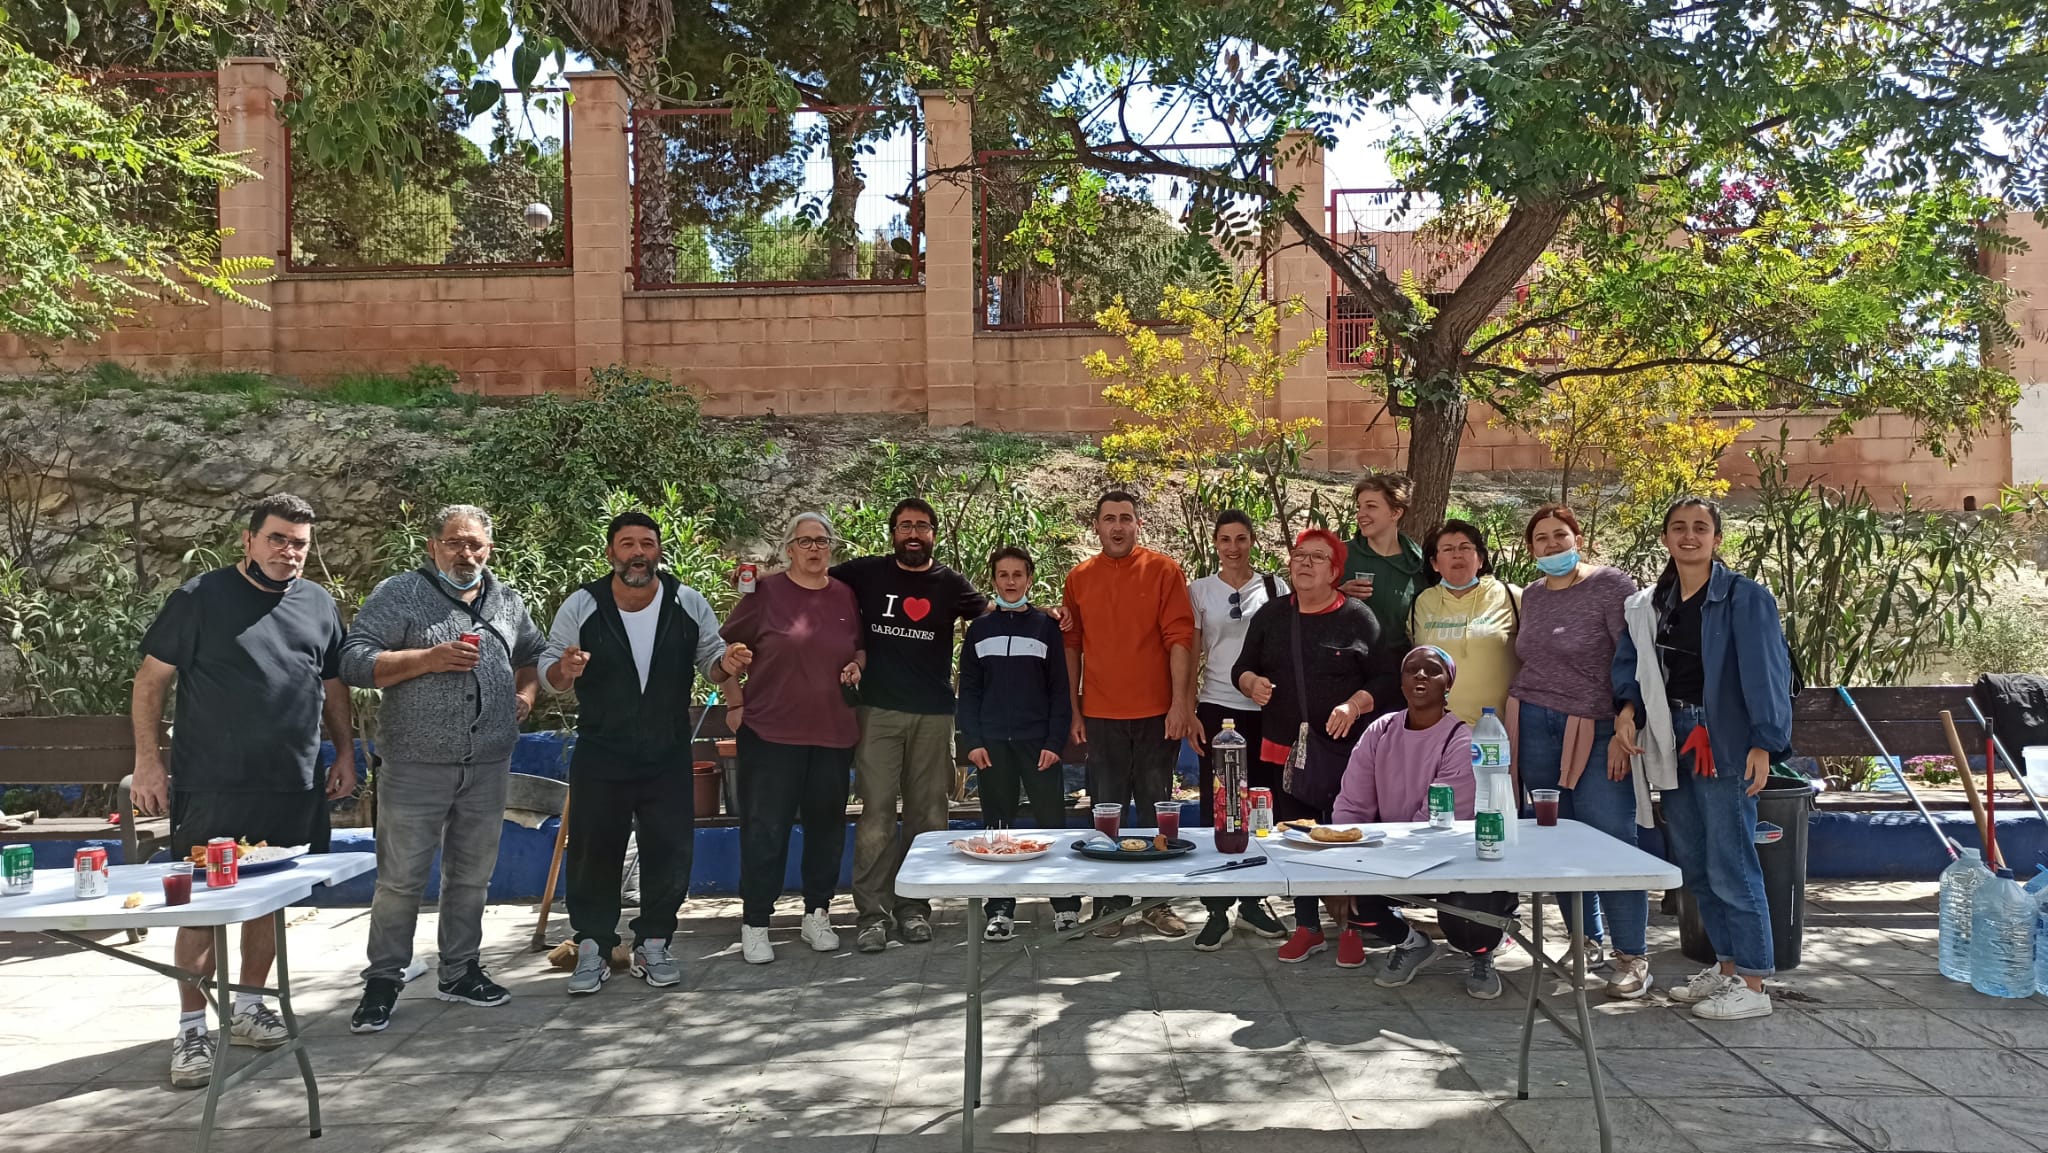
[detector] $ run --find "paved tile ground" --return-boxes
[2,881,2042,1153]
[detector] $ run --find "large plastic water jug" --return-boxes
[2025,746,2048,795]
[1937,848,1990,981]
[2027,868,2048,996]
[1471,708,1516,845]
[1969,869,2037,998]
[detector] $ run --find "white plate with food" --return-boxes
[236,844,310,874]
[1278,823,1387,849]
[949,833,1056,862]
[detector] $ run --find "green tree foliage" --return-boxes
[0,39,267,344]
[891,0,2048,530]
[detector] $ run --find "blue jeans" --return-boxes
[1516,701,1648,956]
[1661,708,1775,977]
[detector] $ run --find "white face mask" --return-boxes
[1439,573,1480,592]
[995,591,1030,609]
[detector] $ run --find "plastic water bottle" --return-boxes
[1937,848,1989,981]
[1969,869,2037,998]
[1473,708,1511,771]
[1472,709,1516,845]
[2026,868,2048,996]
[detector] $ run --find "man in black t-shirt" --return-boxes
[131,493,355,1091]
[832,498,986,952]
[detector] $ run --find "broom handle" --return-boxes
[531,788,571,951]
[1941,710,1998,869]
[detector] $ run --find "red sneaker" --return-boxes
[1277,927,1327,963]
[1335,929,1367,968]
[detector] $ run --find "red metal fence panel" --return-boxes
[627,105,921,291]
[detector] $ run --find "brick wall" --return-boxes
[2,63,2038,510]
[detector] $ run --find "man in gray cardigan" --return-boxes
[339,504,545,1033]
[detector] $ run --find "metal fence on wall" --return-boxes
[628,105,921,291]
[285,88,571,273]
[89,71,221,239]
[977,144,1271,331]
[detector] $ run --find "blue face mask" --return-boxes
[1439,573,1481,592]
[1534,549,1580,577]
[438,566,483,592]
[995,591,1030,609]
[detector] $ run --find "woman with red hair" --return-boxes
[1232,527,1400,965]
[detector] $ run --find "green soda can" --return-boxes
[1475,811,1505,859]
[1427,784,1455,829]
[2,844,33,896]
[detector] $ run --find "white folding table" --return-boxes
[896,821,1682,1153]
[0,855,376,1153]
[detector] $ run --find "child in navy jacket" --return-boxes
[958,546,1079,937]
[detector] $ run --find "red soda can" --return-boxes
[73,847,109,899]
[459,631,482,648]
[736,562,758,595]
[1249,787,1275,834]
[205,837,239,889]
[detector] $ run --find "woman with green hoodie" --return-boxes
[1339,473,1426,657]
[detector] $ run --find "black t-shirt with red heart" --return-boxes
[829,555,988,715]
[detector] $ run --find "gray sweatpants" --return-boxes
[361,757,509,984]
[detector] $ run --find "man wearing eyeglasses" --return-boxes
[834,497,988,953]
[130,493,353,1089]
[337,504,547,1033]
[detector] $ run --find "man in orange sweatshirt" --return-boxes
[1062,490,1199,938]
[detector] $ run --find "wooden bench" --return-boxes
[0,716,171,864]
[1790,685,2046,813]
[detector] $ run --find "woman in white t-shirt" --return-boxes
[1186,510,1291,949]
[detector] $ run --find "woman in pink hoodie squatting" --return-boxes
[1328,646,1521,1000]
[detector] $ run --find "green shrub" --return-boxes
[322,364,462,407]
[1944,602,2048,678]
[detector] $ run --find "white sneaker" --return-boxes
[1578,936,1609,971]
[230,1002,288,1049]
[1605,953,1653,1000]
[1668,965,1736,1005]
[169,1030,214,1088]
[1691,982,1772,1020]
[742,925,775,965]
[800,911,840,953]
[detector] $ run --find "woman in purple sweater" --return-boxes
[1331,647,1519,999]
[1506,504,1649,999]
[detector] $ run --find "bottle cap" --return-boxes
[1996,868,2015,880]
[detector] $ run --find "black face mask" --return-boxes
[244,560,295,593]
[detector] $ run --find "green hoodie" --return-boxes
[1342,532,1426,652]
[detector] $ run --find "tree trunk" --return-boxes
[625,22,673,287]
[825,113,866,279]
[1402,373,1468,535]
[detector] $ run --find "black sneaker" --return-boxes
[436,963,510,1008]
[1193,914,1233,952]
[1236,899,1288,939]
[350,978,400,1034]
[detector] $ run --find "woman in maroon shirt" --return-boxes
[722,511,864,965]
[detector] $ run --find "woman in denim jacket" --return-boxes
[1611,497,1793,1021]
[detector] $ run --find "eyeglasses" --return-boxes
[791,536,836,551]
[1290,551,1334,566]
[1435,541,1480,556]
[892,520,936,536]
[438,537,490,554]
[1227,590,1245,620]
[262,533,311,553]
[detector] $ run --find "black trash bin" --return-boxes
[1676,779,1815,971]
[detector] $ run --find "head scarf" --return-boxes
[1411,644,1458,686]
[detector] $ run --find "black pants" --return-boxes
[738,725,853,929]
[979,740,1081,919]
[1194,702,1279,919]
[1084,714,1178,914]
[566,760,694,952]
[1350,891,1518,955]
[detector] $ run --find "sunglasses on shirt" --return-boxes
[1228,590,1245,620]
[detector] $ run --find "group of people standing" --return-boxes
[127,472,1794,1088]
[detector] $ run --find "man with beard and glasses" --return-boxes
[130,493,353,1089]
[339,504,546,1033]
[539,510,751,994]
[833,497,988,953]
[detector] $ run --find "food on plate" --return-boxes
[123,892,144,908]
[1308,825,1364,843]
[187,838,270,866]
[949,832,1052,856]
[1279,818,1317,832]
[1153,833,1170,851]
[1118,838,1150,852]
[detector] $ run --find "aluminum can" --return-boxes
[205,837,239,889]
[2,844,33,895]
[1475,811,1506,860]
[73,847,109,898]
[1249,788,1275,835]
[737,563,758,594]
[1427,784,1456,829]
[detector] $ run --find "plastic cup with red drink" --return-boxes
[1531,788,1561,827]
[1091,803,1122,838]
[1153,800,1181,840]
[162,862,194,906]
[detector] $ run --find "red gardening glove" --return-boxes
[1681,724,1714,778]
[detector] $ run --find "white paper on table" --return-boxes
[1275,838,1460,879]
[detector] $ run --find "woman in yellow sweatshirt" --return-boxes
[1407,519,1520,724]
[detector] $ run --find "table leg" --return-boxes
[195,924,232,1153]
[1517,890,1544,1100]
[1567,893,1614,1153]
[274,908,321,1138]
[962,897,984,1153]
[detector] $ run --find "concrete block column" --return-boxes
[920,89,977,427]
[567,72,630,381]
[1273,131,1332,467]
[2002,214,2048,485]
[216,58,286,373]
